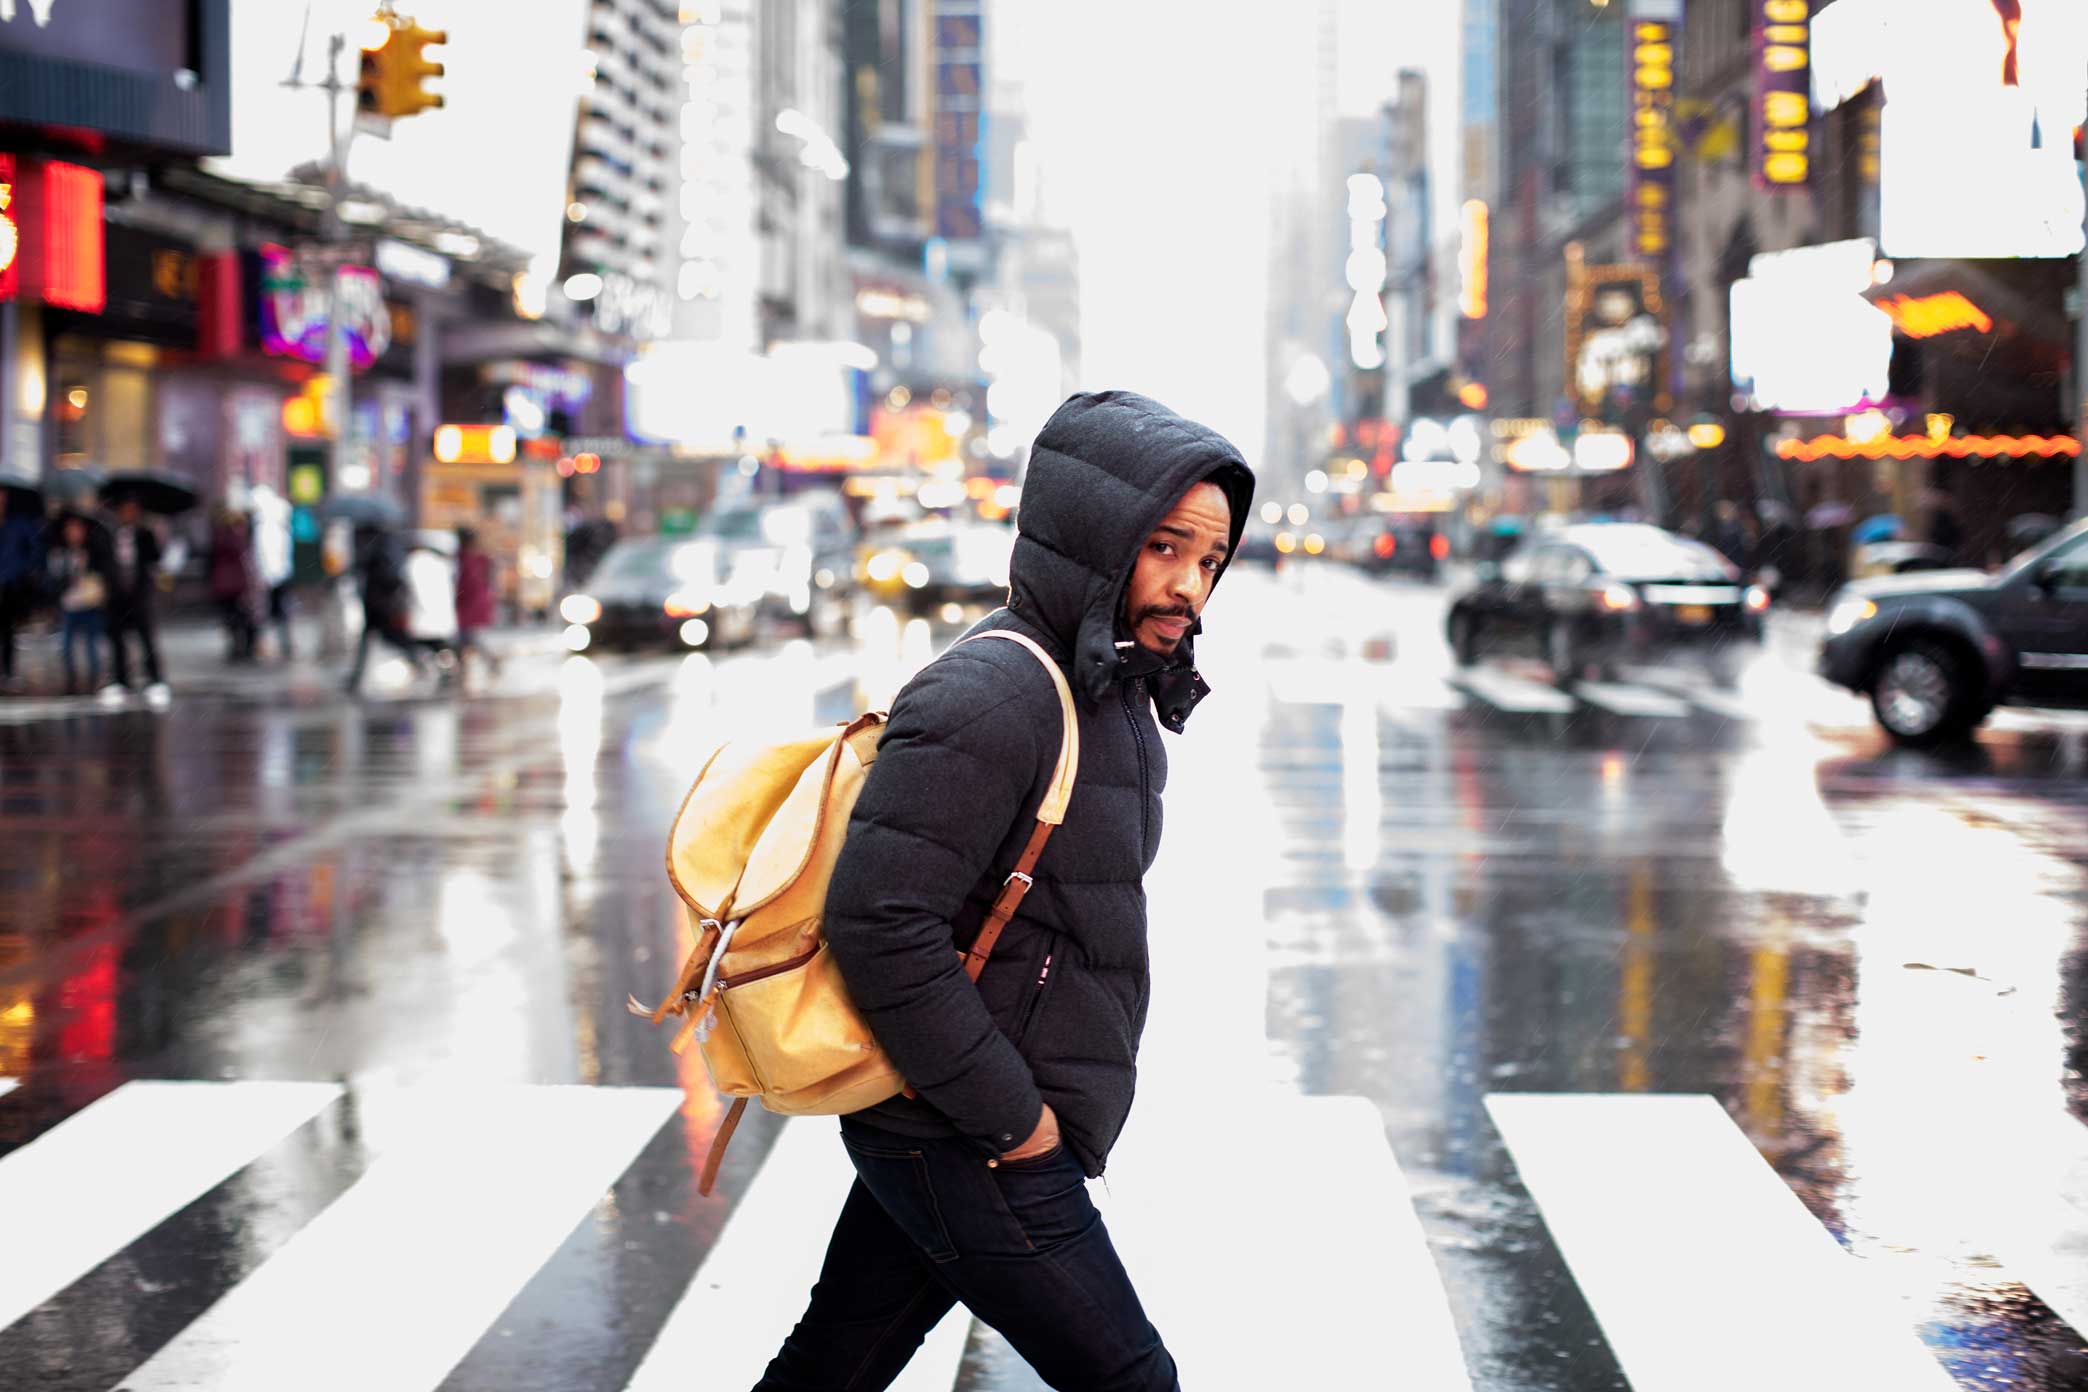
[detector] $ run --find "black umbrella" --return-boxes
[43,467,103,507]
[101,470,200,516]
[0,472,40,519]
[315,493,407,529]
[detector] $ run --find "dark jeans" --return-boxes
[109,605,163,688]
[0,582,25,680]
[755,1120,1177,1392]
[60,608,105,692]
[344,610,423,690]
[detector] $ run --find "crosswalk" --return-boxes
[1263,654,2088,743]
[4,1078,2085,1388]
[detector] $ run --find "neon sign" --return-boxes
[1459,200,1489,319]
[0,154,15,302]
[1875,291,1994,337]
[1630,18,1679,258]
[257,244,391,369]
[1754,0,1813,188]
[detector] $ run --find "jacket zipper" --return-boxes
[1122,678,1151,857]
[1012,934,1058,1045]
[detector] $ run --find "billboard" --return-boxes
[1813,0,2087,257]
[0,0,231,156]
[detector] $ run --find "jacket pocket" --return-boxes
[1010,931,1059,1049]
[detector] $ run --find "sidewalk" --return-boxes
[3,613,570,710]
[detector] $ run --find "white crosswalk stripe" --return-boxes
[120,1083,679,1392]
[0,1077,16,1101]
[625,1116,971,1392]
[1572,679,1695,719]
[0,1080,341,1334]
[1487,1093,1963,1392]
[1449,667,1577,714]
[1105,1091,1474,1389]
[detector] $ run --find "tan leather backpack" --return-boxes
[631,630,1079,1194]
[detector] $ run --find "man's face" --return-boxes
[117,500,141,526]
[1122,481,1232,656]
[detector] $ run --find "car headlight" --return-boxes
[901,562,932,590]
[560,594,601,625]
[664,590,710,618]
[1826,597,1878,636]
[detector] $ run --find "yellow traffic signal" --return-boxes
[389,21,447,118]
[356,14,446,121]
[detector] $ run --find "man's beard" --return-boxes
[1132,605,1195,649]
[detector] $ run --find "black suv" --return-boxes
[1818,519,2088,745]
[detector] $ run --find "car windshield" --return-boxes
[695,510,765,543]
[592,540,700,584]
[1570,525,1737,582]
[1999,519,2088,579]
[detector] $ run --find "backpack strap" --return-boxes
[700,1096,749,1197]
[952,629,1079,984]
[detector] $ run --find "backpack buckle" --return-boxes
[1004,871,1033,889]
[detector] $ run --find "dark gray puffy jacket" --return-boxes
[823,391,1253,1176]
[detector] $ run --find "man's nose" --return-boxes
[1167,564,1205,605]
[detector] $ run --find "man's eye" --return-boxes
[1151,542,1174,556]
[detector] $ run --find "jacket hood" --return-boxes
[1008,391,1254,730]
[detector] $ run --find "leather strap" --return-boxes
[698,1095,748,1197]
[960,819,1054,982]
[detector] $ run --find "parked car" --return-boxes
[1447,523,1767,684]
[689,496,857,639]
[556,535,759,653]
[859,519,1013,616]
[1343,515,1446,580]
[1818,518,2088,746]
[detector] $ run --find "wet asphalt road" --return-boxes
[3,562,2087,1390]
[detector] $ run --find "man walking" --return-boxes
[106,497,169,701]
[755,391,1254,1392]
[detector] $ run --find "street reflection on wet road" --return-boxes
[2,564,2087,1390]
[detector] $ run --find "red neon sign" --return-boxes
[5,159,105,312]
[0,155,16,302]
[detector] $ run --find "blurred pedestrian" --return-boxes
[1754,502,1797,600]
[1707,500,1753,573]
[755,391,1255,1392]
[0,505,42,692]
[48,513,116,698]
[453,526,500,681]
[400,530,459,671]
[208,507,259,663]
[1930,493,1966,568]
[343,524,424,694]
[106,497,168,699]
[249,483,296,660]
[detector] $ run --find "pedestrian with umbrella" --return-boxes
[343,521,427,694]
[100,474,192,702]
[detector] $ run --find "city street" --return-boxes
[4,563,2087,1390]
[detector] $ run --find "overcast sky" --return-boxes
[1005,0,1462,463]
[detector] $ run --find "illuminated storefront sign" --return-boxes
[1813,0,2086,257]
[1875,290,1994,337]
[1458,200,1489,319]
[1629,11,1679,259]
[1565,253,1670,417]
[1754,0,1813,188]
[257,244,390,369]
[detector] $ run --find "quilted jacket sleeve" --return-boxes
[823,652,1047,1152]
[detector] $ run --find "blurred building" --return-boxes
[560,0,681,345]
[1261,0,1343,503]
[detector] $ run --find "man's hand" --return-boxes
[1000,1102,1060,1162]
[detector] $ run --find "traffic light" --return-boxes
[356,15,447,122]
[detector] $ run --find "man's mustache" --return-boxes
[1135,606,1196,624]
